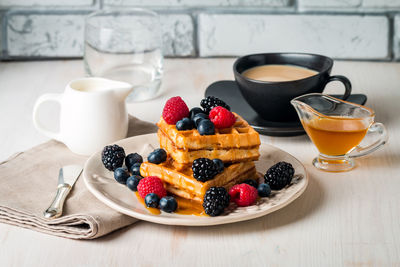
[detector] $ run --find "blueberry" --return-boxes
[176,117,194,131]
[159,196,178,213]
[114,167,130,184]
[258,183,271,197]
[193,113,209,128]
[130,162,142,176]
[126,175,141,191]
[243,179,258,188]
[144,193,160,208]
[213,159,224,173]
[148,148,167,164]
[197,119,215,135]
[125,153,143,170]
[189,107,205,120]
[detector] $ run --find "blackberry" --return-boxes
[200,96,230,114]
[101,145,125,171]
[243,179,258,188]
[264,161,295,190]
[192,158,218,182]
[203,187,230,216]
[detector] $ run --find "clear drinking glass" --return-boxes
[84,9,163,102]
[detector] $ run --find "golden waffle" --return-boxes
[157,112,260,150]
[140,159,257,202]
[158,130,260,165]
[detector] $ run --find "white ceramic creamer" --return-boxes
[33,77,133,155]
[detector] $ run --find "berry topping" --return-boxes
[126,175,142,191]
[101,144,126,171]
[176,117,194,131]
[192,113,209,128]
[130,162,142,176]
[145,193,160,208]
[189,107,205,120]
[229,184,258,207]
[212,159,224,173]
[200,96,231,114]
[125,153,143,170]
[192,158,218,182]
[162,96,189,124]
[148,148,167,164]
[197,119,215,135]
[257,183,271,197]
[137,176,167,199]
[160,196,178,213]
[114,167,130,184]
[209,106,236,129]
[243,179,258,188]
[203,187,230,216]
[264,161,295,190]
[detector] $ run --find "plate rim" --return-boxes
[83,133,309,226]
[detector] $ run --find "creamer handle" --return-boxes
[32,93,62,141]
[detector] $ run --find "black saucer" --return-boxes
[205,80,367,137]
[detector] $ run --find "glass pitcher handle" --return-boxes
[348,122,388,158]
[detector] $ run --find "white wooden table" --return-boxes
[0,59,399,266]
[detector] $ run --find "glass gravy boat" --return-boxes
[291,93,388,172]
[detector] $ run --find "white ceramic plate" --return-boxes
[83,133,308,226]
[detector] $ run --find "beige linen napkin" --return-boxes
[0,116,156,239]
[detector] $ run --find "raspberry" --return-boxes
[137,176,167,199]
[229,184,258,207]
[162,96,189,125]
[209,106,236,129]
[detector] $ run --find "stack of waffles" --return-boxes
[140,112,261,203]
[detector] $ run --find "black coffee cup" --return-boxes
[233,53,352,122]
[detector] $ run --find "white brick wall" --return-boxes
[4,12,195,58]
[0,0,95,7]
[198,14,389,59]
[160,14,194,56]
[0,13,3,58]
[299,0,360,8]
[104,0,290,7]
[394,16,400,59]
[299,0,400,11]
[7,13,86,57]
[0,0,399,60]
[363,0,400,7]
